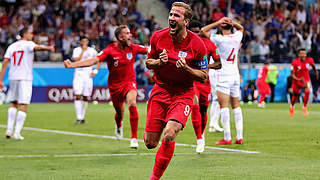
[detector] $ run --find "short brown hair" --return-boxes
[114,25,128,40]
[172,2,193,20]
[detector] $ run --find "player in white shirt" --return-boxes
[202,17,244,145]
[208,65,223,133]
[0,27,54,140]
[72,36,99,124]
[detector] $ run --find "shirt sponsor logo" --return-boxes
[126,52,133,60]
[178,51,187,58]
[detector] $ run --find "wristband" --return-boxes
[92,69,98,74]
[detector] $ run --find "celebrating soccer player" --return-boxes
[72,36,99,124]
[256,61,271,108]
[187,20,221,153]
[289,48,319,117]
[144,2,208,179]
[64,25,148,148]
[202,17,244,145]
[0,27,54,140]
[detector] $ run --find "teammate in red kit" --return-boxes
[256,61,270,108]
[144,2,208,179]
[289,48,318,117]
[187,20,221,153]
[64,25,148,148]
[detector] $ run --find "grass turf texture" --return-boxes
[0,103,320,180]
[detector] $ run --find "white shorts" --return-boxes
[209,69,218,101]
[216,74,240,98]
[73,72,93,97]
[7,80,33,104]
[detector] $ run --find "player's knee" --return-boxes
[163,129,177,142]
[128,101,136,107]
[144,139,158,149]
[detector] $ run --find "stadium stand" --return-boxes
[0,0,161,61]
[162,0,320,63]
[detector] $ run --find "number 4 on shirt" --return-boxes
[13,51,24,66]
[226,48,235,63]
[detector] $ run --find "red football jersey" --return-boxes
[148,28,207,91]
[194,37,220,87]
[257,65,268,82]
[291,57,314,82]
[97,43,148,89]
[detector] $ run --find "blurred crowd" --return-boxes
[164,0,320,63]
[0,0,161,62]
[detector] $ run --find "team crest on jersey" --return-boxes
[178,51,187,58]
[97,51,103,56]
[126,52,133,60]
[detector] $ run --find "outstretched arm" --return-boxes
[34,45,55,52]
[64,56,100,68]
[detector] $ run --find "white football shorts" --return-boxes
[73,72,93,97]
[209,69,218,101]
[7,80,33,104]
[216,73,240,98]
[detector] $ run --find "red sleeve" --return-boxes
[97,47,109,62]
[264,66,268,74]
[307,57,315,65]
[196,39,207,62]
[133,44,148,54]
[193,37,207,70]
[291,59,297,73]
[147,32,159,59]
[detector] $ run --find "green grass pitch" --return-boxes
[0,103,320,180]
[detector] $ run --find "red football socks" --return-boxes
[200,105,208,134]
[129,106,139,139]
[303,91,310,108]
[259,95,265,104]
[150,140,175,180]
[114,113,122,128]
[291,95,298,107]
[191,104,202,139]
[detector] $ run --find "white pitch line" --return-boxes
[0,152,236,159]
[246,108,320,115]
[0,125,260,154]
[0,155,48,158]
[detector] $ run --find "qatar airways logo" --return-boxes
[47,86,111,102]
[47,86,147,103]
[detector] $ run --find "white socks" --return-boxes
[233,107,243,140]
[81,101,88,120]
[7,107,17,132]
[210,101,220,127]
[75,100,88,120]
[221,107,231,141]
[14,111,26,136]
[74,100,82,120]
